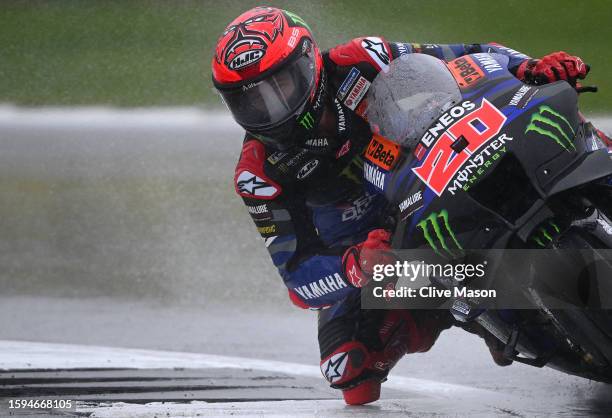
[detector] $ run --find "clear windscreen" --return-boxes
[365,54,462,146]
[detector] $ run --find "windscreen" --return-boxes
[365,54,462,146]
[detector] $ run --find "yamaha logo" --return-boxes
[229,49,264,70]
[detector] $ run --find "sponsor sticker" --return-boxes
[287,27,300,47]
[447,133,513,195]
[229,50,264,70]
[412,98,507,196]
[344,76,371,110]
[267,151,287,165]
[337,67,360,100]
[247,203,272,221]
[305,138,329,147]
[419,101,477,148]
[294,272,347,301]
[361,37,390,72]
[257,224,277,236]
[297,159,319,179]
[321,352,349,383]
[472,53,503,74]
[334,98,346,133]
[398,190,423,218]
[394,42,412,56]
[446,56,485,89]
[365,134,400,171]
[236,170,279,198]
[525,105,576,152]
[489,43,529,59]
[364,161,387,191]
[299,112,315,129]
[335,139,351,159]
[342,193,376,222]
[508,85,538,109]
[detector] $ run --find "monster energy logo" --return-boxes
[417,209,463,257]
[525,105,576,152]
[530,220,560,247]
[299,112,315,129]
[284,10,311,30]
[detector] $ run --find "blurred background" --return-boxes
[2,0,611,110]
[1,0,610,305]
[0,1,611,412]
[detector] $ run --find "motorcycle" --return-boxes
[362,52,612,382]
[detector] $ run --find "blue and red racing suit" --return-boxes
[234,38,530,310]
[234,38,532,402]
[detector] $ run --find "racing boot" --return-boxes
[319,309,453,405]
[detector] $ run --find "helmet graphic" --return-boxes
[212,7,326,149]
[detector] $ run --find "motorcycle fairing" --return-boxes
[378,53,612,250]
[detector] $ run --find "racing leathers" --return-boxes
[235,39,530,309]
[233,37,532,402]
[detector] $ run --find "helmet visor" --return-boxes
[218,48,316,129]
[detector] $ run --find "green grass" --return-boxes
[1,0,610,112]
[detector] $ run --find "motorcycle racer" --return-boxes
[211,6,591,404]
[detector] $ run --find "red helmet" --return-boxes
[212,7,326,149]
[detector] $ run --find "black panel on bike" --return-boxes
[468,153,540,224]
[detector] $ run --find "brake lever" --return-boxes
[576,84,598,94]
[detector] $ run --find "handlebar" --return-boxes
[576,85,598,94]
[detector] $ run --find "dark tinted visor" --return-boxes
[218,48,316,129]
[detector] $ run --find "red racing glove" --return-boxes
[342,229,396,288]
[516,51,589,85]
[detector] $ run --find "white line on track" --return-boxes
[0,105,610,133]
[0,339,495,399]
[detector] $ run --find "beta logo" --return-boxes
[412,99,507,196]
[365,134,399,171]
[447,56,485,88]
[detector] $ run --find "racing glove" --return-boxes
[516,51,589,85]
[342,229,395,288]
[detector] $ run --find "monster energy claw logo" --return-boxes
[525,105,576,152]
[299,112,315,129]
[284,10,311,30]
[530,220,560,247]
[417,209,463,257]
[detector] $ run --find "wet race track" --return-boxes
[0,108,611,416]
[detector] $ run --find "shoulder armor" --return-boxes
[234,139,282,200]
[329,36,391,72]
